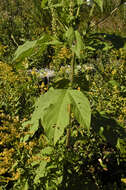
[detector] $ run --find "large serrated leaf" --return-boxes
[24,89,91,145]
[43,90,70,144]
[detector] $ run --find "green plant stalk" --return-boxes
[66,104,71,148]
[89,3,95,18]
[49,0,57,37]
[69,0,74,17]
[76,6,80,17]
[66,128,71,148]
[69,0,75,87]
[70,51,75,87]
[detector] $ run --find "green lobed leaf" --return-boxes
[24,88,91,145]
[23,88,56,142]
[42,89,70,145]
[68,90,91,131]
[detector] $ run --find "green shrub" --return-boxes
[0,61,39,119]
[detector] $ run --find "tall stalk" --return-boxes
[69,0,75,87]
[48,0,57,38]
[70,51,75,87]
[66,104,71,148]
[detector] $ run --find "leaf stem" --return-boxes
[70,51,75,87]
[66,104,71,148]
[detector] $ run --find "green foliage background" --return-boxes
[0,0,126,189]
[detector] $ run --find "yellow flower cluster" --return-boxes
[58,47,71,59]
[0,112,28,183]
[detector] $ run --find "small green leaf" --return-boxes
[108,80,120,87]
[13,34,50,63]
[93,0,103,11]
[72,30,84,58]
[41,0,48,8]
[98,158,108,170]
[22,181,29,190]
[42,2,63,9]
[77,0,84,5]
[65,27,75,46]
[32,147,54,184]
[41,146,54,155]
[47,39,63,45]
[117,138,126,156]
[34,160,47,184]
[13,40,37,62]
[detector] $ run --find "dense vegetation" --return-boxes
[0,0,126,189]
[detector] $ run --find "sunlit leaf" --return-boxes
[24,89,91,145]
[13,34,50,63]
[93,0,103,11]
[65,27,75,46]
[41,0,48,8]
[121,178,126,184]
[13,40,37,62]
[22,181,29,190]
[34,160,47,184]
[77,0,84,5]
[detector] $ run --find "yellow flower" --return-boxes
[0,168,7,175]
[71,113,74,118]
[112,69,116,75]
[40,82,45,88]
[123,108,126,114]
[31,70,36,75]
[121,178,126,184]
